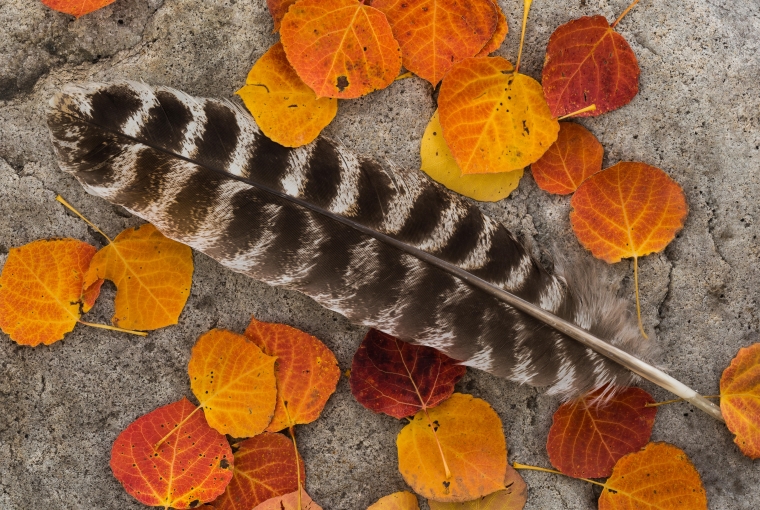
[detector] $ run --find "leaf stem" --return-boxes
[284,403,303,510]
[611,0,640,29]
[55,195,113,243]
[153,405,202,451]
[78,320,148,337]
[633,256,649,339]
[395,71,413,81]
[512,462,606,488]
[424,407,452,479]
[557,104,597,120]
[646,395,720,407]
[515,0,533,74]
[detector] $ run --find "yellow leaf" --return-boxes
[428,466,527,509]
[237,42,338,147]
[368,491,420,510]
[420,111,523,202]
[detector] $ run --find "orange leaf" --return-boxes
[245,316,340,432]
[438,57,559,175]
[110,397,234,508]
[475,2,508,58]
[83,223,193,330]
[0,239,98,346]
[237,42,338,148]
[372,0,498,85]
[531,122,603,195]
[252,488,322,510]
[598,442,707,510]
[570,163,688,263]
[397,393,506,502]
[720,343,760,458]
[546,386,657,478]
[267,0,299,31]
[41,0,115,17]
[280,0,401,99]
[188,329,278,438]
[368,491,420,510]
[213,432,306,510]
[428,466,527,509]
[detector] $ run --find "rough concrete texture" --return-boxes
[0,0,758,508]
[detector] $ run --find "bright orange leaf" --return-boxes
[428,465,527,510]
[546,386,657,478]
[368,491,420,510]
[570,163,688,264]
[41,0,115,17]
[397,393,507,502]
[213,432,306,510]
[83,223,193,330]
[598,442,707,509]
[720,343,760,458]
[438,57,559,175]
[245,316,340,432]
[188,329,278,438]
[0,239,99,346]
[110,397,234,508]
[252,488,322,510]
[531,122,603,195]
[267,0,298,31]
[280,0,401,99]
[475,2,508,58]
[237,42,338,148]
[372,0,498,86]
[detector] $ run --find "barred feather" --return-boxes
[47,81,651,398]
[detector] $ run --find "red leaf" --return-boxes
[546,387,657,478]
[542,15,640,118]
[531,122,603,195]
[349,329,466,418]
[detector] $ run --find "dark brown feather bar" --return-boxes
[46,81,722,420]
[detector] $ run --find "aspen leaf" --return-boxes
[245,316,340,432]
[188,329,278,438]
[428,466,527,510]
[213,432,306,510]
[350,328,466,419]
[599,442,707,510]
[0,239,100,346]
[83,223,193,330]
[237,42,338,148]
[372,0,498,86]
[531,122,603,195]
[438,57,559,175]
[252,488,322,510]
[720,343,760,459]
[41,0,115,17]
[267,0,298,31]
[542,15,640,118]
[475,2,508,58]
[368,491,420,510]
[110,398,234,508]
[280,0,402,99]
[546,386,657,478]
[397,393,507,502]
[420,111,523,202]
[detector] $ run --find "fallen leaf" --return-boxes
[428,465,527,510]
[245,316,340,432]
[531,122,603,195]
[188,329,278,438]
[280,0,401,99]
[40,0,115,17]
[110,397,233,508]
[83,223,193,330]
[420,111,523,202]
[350,328,466,418]
[546,386,657,478]
[542,15,640,118]
[368,491,420,510]
[213,432,306,510]
[397,393,506,502]
[252,488,322,510]
[267,0,298,31]
[0,239,98,346]
[570,163,688,263]
[438,57,559,175]
[720,343,760,458]
[475,2,508,58]
[372,0,498,85]
[237,42,338,148]
[599,442,707,509]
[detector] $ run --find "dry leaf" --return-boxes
[428,465,527,510]
[252,488,322,510]
[368,491,420,510]
[188,328,278,438]
[267,0,298,31]
[475,2,508,58]
[41,0,115,17]
[720,343,760,458]
[420,111,523,202]
[531,122,603,195]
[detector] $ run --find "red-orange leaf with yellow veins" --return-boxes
[110,398,233,508]
[244,316,340,432]
[475,1,508,58]
[372,0,498,85]
[570,163,688,264]
[531,122,603,195]
[41,0,115,17]
[546,386,657,478]
[720,343,760,459]
[267,0,299,31]
[280,0,401,99]
[213,433,306,510]
[0,239,100,346]
[253,488,322,510]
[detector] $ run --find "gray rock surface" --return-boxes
[1,0,758,508]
